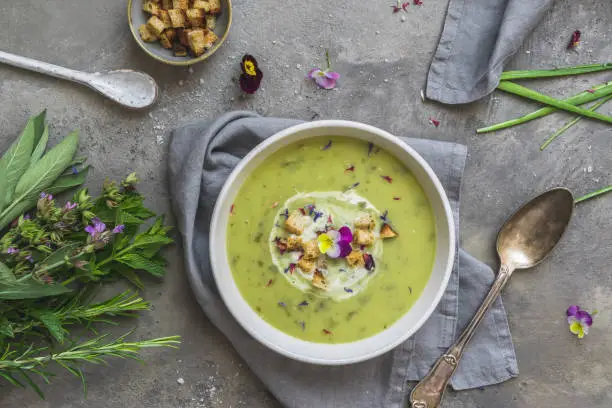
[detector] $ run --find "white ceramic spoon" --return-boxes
[0,50,158,110]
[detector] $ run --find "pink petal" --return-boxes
[307,68,321,79]
[338,242,352,258]
[314,75,337,89]
[325,71,340,80]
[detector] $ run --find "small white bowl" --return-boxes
[210,121,455,365]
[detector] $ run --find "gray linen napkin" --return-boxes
[167,111,518,407]
[426,0,556,104]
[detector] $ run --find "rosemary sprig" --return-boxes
[496,81,612,124]
[575,186,612,204]
[540,95,612,150]
[0,333,180,398]
[500,62,612,81]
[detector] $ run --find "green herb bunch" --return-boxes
[0,174,179,397]
[0,110,88,230]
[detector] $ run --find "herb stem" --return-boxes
[575,186,612,204]
[477,81,612,133]
[325,49,331,71]
[496,81,612,124]
[540,95,612,150]
[500,63,612,81]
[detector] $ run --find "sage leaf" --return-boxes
[29,124,49,166]
[13,130,79,199]
[0,112,42,211]
[35,311,66,343]
[0,198,38,231]
[0,281,72,300]
[0,261,17,284]
[116,253,166,277]
[31,109,47,147]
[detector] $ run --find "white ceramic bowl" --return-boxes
[210,120,455,365]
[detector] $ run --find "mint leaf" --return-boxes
[116,254,165,277]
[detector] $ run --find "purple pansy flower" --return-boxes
[7,247,19,254]
[307,49,340,90]
[317,226,353,258]
[112,224,125,234]
[64,201,78,211]
[566,305,594,338]
[85,218,106,239]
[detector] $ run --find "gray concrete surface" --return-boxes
[1,0,611,407]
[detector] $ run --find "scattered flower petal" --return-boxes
[284,263,296,274]
[299,301,309,307]
[413,0,423,5]
[381,175,393,184]
[367,142,375,157]
[321,140,333,150]
[299,207,307,216]
[275,237,288,254]
[380,210,389,222]
[281,208,289,218]
[344,182,360,192]
[307,69,340,89]
[586,89,595,94]
[278,301,286,307]
[403,2,410,10]
[429,117,441,127]
[298,321,306,330]
[271,201,279,208]
[344,287,353,293]
[363,253,376,271]
[230,203,235,216]
[567,30,581,49]
[327,215,333,224]
[344,165,355,174]
[323,329,333,335]
[112,224,125,234]
[393,196,401,200]
[265,279,273,287]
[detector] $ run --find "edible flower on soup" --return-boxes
[317,226,353,258]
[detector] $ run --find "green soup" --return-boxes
[227,136,436,343]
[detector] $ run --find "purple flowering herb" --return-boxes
[71,166,78,175]
[112,224,125,234]
[344,287,353,293]
[64,201,78,211]
[298,301,309,307]
[7,247,19,254]
[26,255,34,263]
[39,192,53,200]
[321,140,332,150]
[24,214,31,220]
[85,218,106,238]
[284,263,296,274]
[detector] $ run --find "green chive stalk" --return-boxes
[540,95,612,150]
[496,81,612,124]
[477,81,612,133]
[500,63,611,81]
[575,186,612,204]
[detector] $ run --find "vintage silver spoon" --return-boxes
[0,50,158,110]
[410,187,574,408]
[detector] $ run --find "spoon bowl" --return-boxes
[87,70,159,110]
[497,188,574,270]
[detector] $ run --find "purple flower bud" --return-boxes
[7,247,19,254]
[112,225,125,234]
[64,201,78,211]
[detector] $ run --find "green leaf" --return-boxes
[13,130,79,199]
[114,265,144,290]
[0,317,14,337]
[38,242,82,271]
[0,112,42,211]
[46,166,90,196]
[29,125,49,167]
[31,109,47,147]
[116,254,166,277]
[19,369,45,399]
[0,281,72,300]
[35,311,65,343]
[0,371,24,387]
[0,261,16,284]
[0,197,38,231]
[500,62,612,80]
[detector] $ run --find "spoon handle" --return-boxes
[409,264,513,408]
[0,50,90,84]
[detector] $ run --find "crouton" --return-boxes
[192,0,211,12]
[187,29,207,56]
[159,10,172,28]
[208,0,222,14]
[186,9,205,28]
[202,29,218,49]
[138,24,158,42]
[354,214,375,230]
[168,9,186,28]
[353,229,374,246]
[302,240,320,260]
[285,210,308,235]
[161,0,172,9]
[380,223,398,239]
[172,0,189,10]
[173,43,188,57]
[176,28,191,46]
[297,257,315,273]
[159,29,176,49]
[205,15,216,30]
[146,16,166,37]
[287,236,303,251]
[346,250,365,268]
[312,270,328,290]
[143,1,161,15]
[316,257,327,270]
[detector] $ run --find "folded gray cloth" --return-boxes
[426,0,556,104]
[167,111,518,408]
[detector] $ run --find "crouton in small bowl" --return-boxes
[128,0,231,66]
